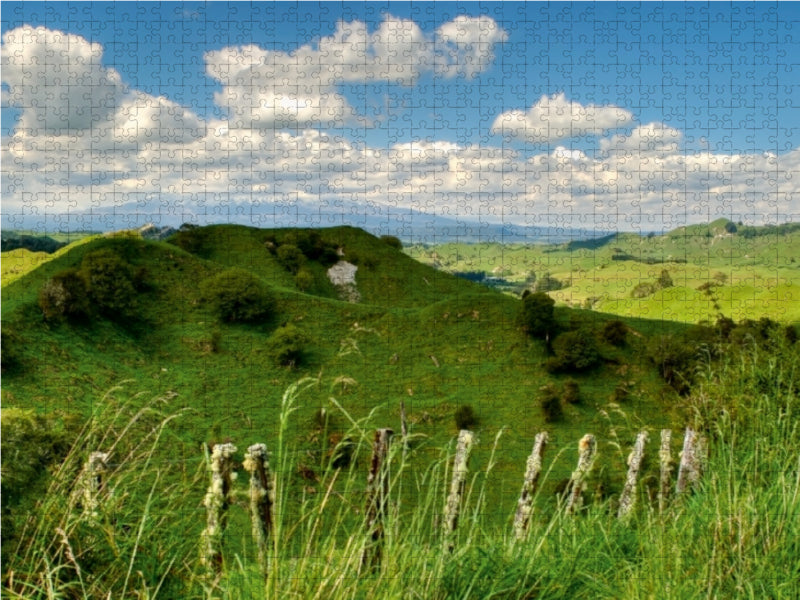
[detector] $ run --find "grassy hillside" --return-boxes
[8,223,792,597]
[406,219,800,324]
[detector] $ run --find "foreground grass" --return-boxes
[4,338,798,599]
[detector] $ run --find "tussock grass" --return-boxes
[5,339,797,598]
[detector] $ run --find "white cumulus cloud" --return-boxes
[492,93,633,143]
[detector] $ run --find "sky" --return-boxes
[2,1,800,236]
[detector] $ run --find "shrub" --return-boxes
[268,324,309,368]
[539,384,563,422]
[647,334,696,394]
[631,282,656,298]
[380,235,403,250]
[38,268,91,322]
[546,328,601,374]
[533,273,563,292]
[454,404,477,430]
[276,244,305,274]
[518,291,556,339]
[82,249,138,318]
[200,268,274,323]
[611,382,631,403]
[562,379,581,404]
[169,226,208,256]
[295,267,316,292]
[1,327,23,374]
[600,320,628,346]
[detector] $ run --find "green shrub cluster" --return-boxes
[267,324,309,368]
[266,230,340,276]
[539,384,563,422]
[545,327,601,374]
[200,268,274,323]
[38,248,144,323]
[380,235,403,250]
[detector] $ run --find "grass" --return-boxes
[3,336,798,598]
[405,221,800,324]
[3,223,798,597]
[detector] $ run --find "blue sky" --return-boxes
[3,2,799,234]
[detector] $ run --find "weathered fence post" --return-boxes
[617,431,648,519]
[513,432,548,539]
[443,429,474,552]
[399,400,409,452]
[82,451,110,521]
[201,442,237,577]
[243,443,274,571]
[676,427,702,495]
[658,429,672,513]
[362,428,393,569]
[566,434,597,514]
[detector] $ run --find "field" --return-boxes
[1,223,798,598]
[405,219,800,324]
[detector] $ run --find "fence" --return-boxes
[80,425,707,578]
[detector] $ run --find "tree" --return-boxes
[545,328,601,374]
[276,244,305,274]
[200,268,274,323]
[518,292,556,339]
[38,268,91,322]
[81,249,138,319]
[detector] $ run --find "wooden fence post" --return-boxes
[676,427,701,495]
[513,432,548,539]
[566,434,597,514]
[362,428,393,569]
[201,442,237,577]
[617,431,648,519]
[82,451,110,521]
[443,429,474,552]
[658,429,672,513]
[243,443,274,571]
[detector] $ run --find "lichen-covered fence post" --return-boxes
[81,451,110,522]
[200,442,237,578]
[399,400,409,452]
[566,434,597,515]
[362,428,393,569]
[443,429,474,552]
[243,443,274,572]
[676,427,702,495]
[617,431,648,519]
[513,432,548,540]
[658,429,673,513]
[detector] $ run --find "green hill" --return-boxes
[1,225,683,521]
[406,221,800,323]
[3,223,798,598]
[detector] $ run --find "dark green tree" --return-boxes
[200,268,274,323]
[518,292,556,339]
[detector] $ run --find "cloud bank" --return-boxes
[3,19,798,233]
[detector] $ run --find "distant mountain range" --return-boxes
[2,202,614,245]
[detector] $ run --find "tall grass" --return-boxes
[4,339,799,598]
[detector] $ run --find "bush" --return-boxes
[562,379,581,404]
[631,282,656,298]
[82,249,138,319]
[518,291,556,339]
[200,268,274,323]
[38,268,91,322]
[268,324,309,368]
[295,267,316,292]
[169,226,208,256]
[600,320,628,346]
[647,334,696,394]
[276,244,305,274]
[1,327,23,374]
[539,384,563,423]
[380,235,403,250]
[546,328,601,374]
[454,404,477,430]
[533,273,564,292]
